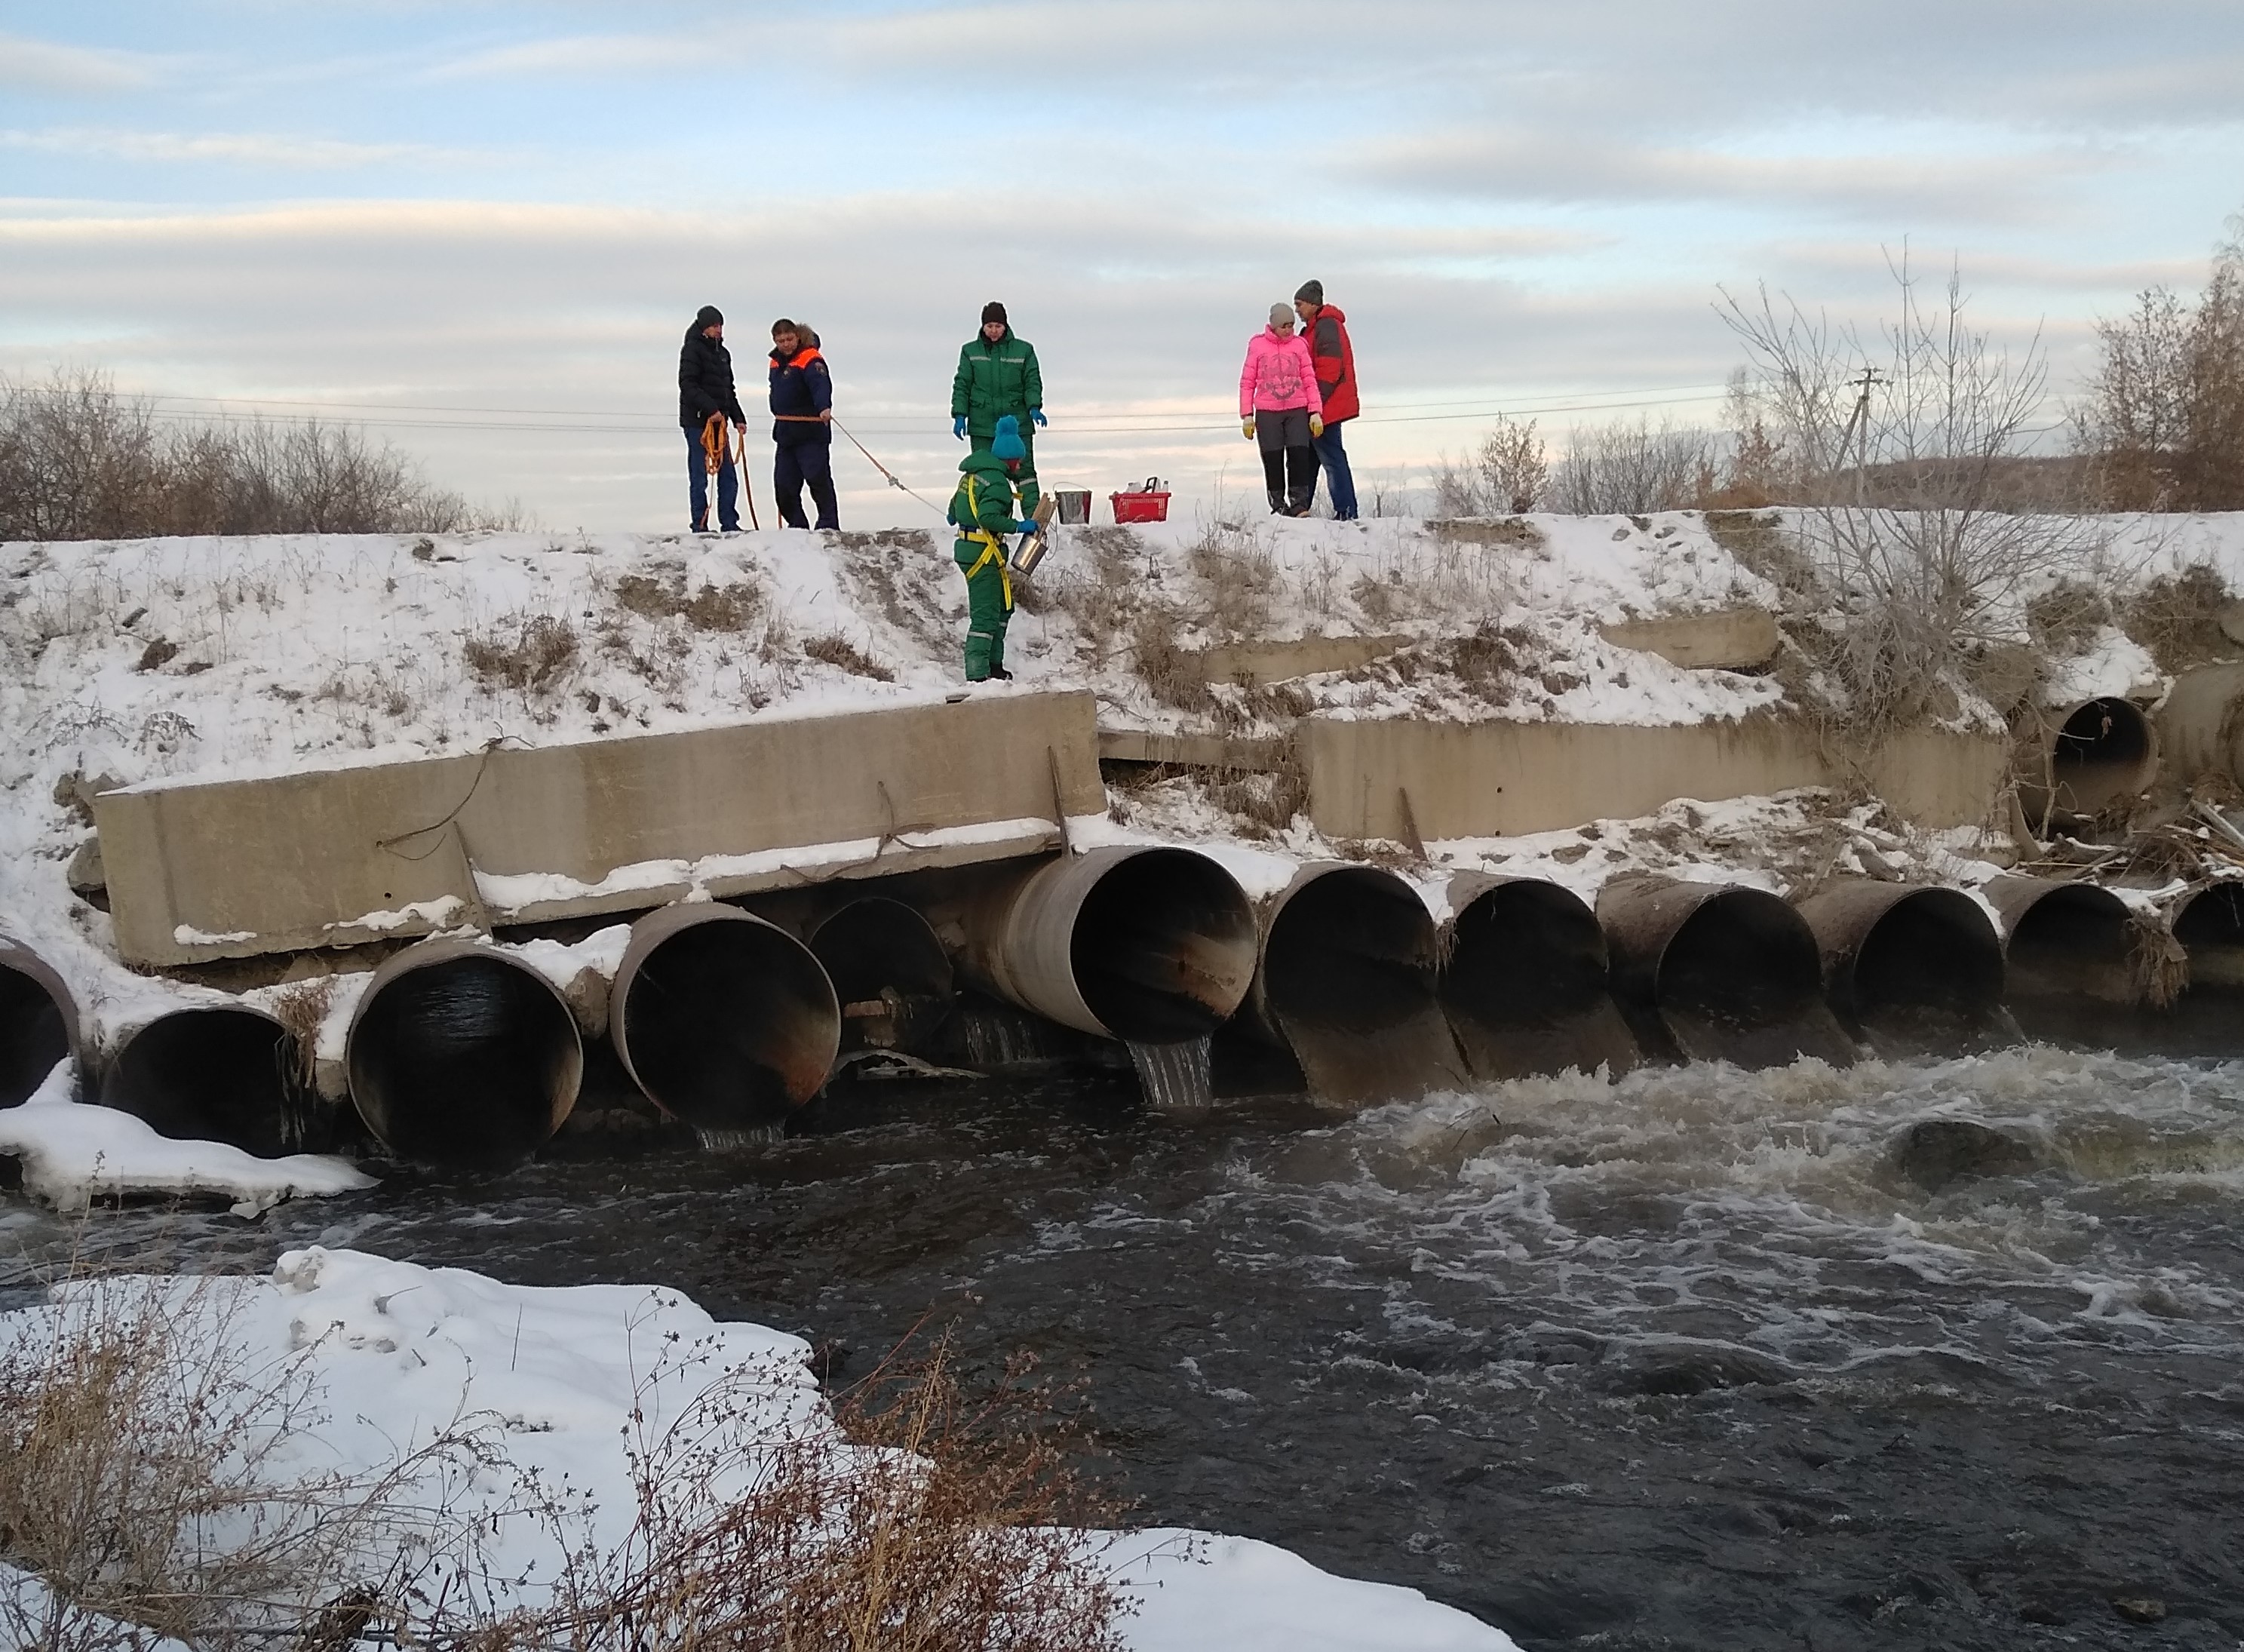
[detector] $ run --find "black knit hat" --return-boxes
[981,300,1008,326]
[695,304,724,329]
[1294,280,1324,307]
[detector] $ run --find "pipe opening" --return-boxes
[349,952,580,1170]
[1266,867,1440,1035]
[102,1007,307,1156]
[2044,697,2156,821]
[1,960,72,1108]
[1662,892,1825,1030]
[1070,847,1257,1042]
[811,898,954,1053]
[617,913,839,1132]
[2163,884,2244,1053]
[2006,885,2134,1003]
[1440,880,1638,1080]
[1846,890,2008,1051]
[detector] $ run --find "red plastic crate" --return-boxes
[1110,490,1170,524]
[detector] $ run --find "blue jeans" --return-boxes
[1312,422,1358,520]
[686,428,738,531]
[775,441,839,530]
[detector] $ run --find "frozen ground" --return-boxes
[0,1247,1518,1651]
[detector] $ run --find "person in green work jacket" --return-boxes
[946,414,1033,682]
[950,300,1045,511]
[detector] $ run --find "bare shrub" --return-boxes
[1549,416,1719,514]
[803,633,896,682]
[0,370,518,540]
[464,613,579,692]
[1183,522,1277,640]
[1127,606,1212,714]
[1431,414,1549,514]
[2121,563,2237,672]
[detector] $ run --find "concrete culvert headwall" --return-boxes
[1794,880,2014,1058]
[1249,864,1469,1104]
[2157,883,2244,1055]
[2019,697,2157,830]
[612,904,840,1135]
[962,846,1258,1044]
[347,940,582,1169]
[1438,876,1639,1082]
[1985,875,2141,1049]
[1598,875,1856,1069]
[101,1005,311,1156]
[810,897,955,1053]
[0,938,78,1107]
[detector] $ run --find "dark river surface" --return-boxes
[6,1044,2244,1650]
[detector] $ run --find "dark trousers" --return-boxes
[686,428,738,532]
[1255,407,1316,513]
[775,441,839,530]
[1313,420,1358,520]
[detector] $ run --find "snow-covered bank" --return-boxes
[0,1248,1518,1651]
[0,1059,373,1214]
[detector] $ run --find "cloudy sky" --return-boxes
[3,0,2239,529]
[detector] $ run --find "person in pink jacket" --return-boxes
[1239,302,1325,515]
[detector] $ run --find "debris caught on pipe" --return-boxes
[100,1004,316,1157]
[1437,874,1639,1082]
[1794,880,2016,1058]
[611,904,840,1138]
[1984,875,2143,1049]
[2016,697,2157,832]
[1245,864,1469,1105]
[346,939,582,1170]
[2154,882,2244,1055]
[810,896,955,1055]
[1596,874,1856,1069]
[0,937,78,1108]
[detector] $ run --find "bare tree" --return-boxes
[1547,416,1718,514]
[1431,414,1549,514]
[1718,250,2098,739]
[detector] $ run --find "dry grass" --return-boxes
[266,977,338,1089]
[613,571,764,632]
[1426,517,1546,549]
[803,632,896,682]
[1207,753,1310,837]
[463,613,579,693]
[1126,605,1213,714]
[1183,524,1278,641]
[2121,563,2237,673]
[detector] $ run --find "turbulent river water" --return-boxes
[8,1046,2244,1650]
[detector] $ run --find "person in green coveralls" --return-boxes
[950,300,1045,511]
[946,414,1033,683]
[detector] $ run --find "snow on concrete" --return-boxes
[0,1248,1518,1651]
[0,1059,375,1214]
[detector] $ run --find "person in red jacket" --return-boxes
[1294,281,1359,520]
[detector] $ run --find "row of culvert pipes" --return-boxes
[1,845,2237,1171]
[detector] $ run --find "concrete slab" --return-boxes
[1301,715,2007,841]
[1180,634,1407,686]
[1097,728,1294,770]
[1598,608,1782,671]
[97,692,1104,967]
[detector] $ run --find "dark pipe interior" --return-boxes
[1,963,72,1108]
[622,921,834,1130]
[351,957,577,1170]
[1661,892,1822,1031]
[1264,868,1438,1035]
[1071,848,1257,1042]
[103,1009,306,1157]
[812,898,953,1003]
[2008,887,2133,1000]
[2174,885,2244,987]
[1441,883,1608,1027]
[1850,892,2006,1028]
[2049,698,2152,816]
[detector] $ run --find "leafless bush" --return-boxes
[2073,206,2244,509]
[1431,414,1549,514]
[803,633,895,681]
[0,1273,493,1652]
[1547,416,1719,514]
[1719,251,2104,741]
[2121,563,2238,672]
[464,613,579,693]
[0,370,520,540]
[1183,521,1278,641]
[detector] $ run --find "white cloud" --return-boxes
[0,127,488,170]
[0,32,162,93]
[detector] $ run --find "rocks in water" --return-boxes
[2110,1594,2168,1625]
[1890,1118,2038,1193]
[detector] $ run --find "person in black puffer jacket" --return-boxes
[678,305,747,531]
[768,318,838,530]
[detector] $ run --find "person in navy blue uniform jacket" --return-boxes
[768,319,839,531]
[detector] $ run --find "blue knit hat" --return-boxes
[991,413,1026,462]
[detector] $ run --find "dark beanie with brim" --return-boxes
[1294,281,1324,307]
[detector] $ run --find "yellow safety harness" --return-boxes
[962,474,1014,613]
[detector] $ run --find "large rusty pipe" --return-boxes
[958,846,1257,1044]
[1596,874,1856,1069]
[1437,874,1638,1082]
[1984,874,2141,1049]
[809,896,955,1055]
[346,938,582,1169]
[2016,696,2157,831]
[1245,863,1469,1104]
[2155,883,2244,1055]
[1,936,78,1107]
[612,904,840,1132]
[1793,880,2015,1058]
[100,1003,315,1156]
